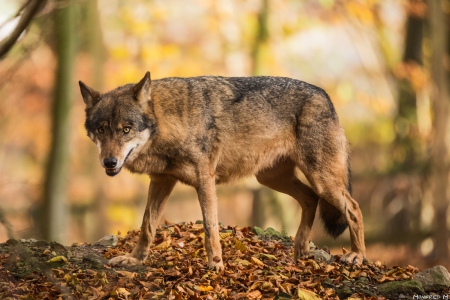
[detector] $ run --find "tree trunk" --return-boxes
[429,0,450,262]
[83,0,108,241]
[393,1,425,169]
[250,0,269,228]
[250,0,269,75]
[40,0,76,243]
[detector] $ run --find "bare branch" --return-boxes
[0,0,47,60]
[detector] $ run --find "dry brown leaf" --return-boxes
[251,256,265,267]
[236,259,251,266]
[113,287,131,298]
[191,224,204,230]
[247,290,262,299]
[306,259,320,270]
[297,287,320,300]
[115,270,136,279]
[154,237,172,250]
[324,265,335,273]
[164,219,174,225]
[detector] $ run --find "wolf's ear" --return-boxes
[133,71,151,109]
[79,81,101,108]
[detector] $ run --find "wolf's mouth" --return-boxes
[104,149,134,177]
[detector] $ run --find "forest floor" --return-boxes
[0,222,449,299]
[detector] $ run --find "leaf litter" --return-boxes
[0,222,421,299]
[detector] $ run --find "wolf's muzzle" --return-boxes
[104,157,118,169]
[103,149,134,177]
[104,157,120,176]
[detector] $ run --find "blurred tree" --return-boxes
[392,0,425,170]
[250,0,269,228]
[250,0,269,75]
[83,0,108,241]
[39,0,76,243]
[0,207,14,239]
[249,0,287,231]
[429,0,449,263]
[380,0,426,244]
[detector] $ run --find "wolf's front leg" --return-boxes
[196,170,223,272]
[109,175,177,266]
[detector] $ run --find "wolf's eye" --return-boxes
[97,127,104,134]
[123,127,131,134]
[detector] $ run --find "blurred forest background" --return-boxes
[0,0,449,270]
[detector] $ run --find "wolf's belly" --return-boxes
[214,139,293,184]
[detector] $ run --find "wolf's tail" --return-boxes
[318,160,351,238]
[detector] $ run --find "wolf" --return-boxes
[79,72,366,270]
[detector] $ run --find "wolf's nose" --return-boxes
[104,157,118,168]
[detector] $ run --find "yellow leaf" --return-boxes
[236,259,251,266]
[260,253,277,260]
[261,281,273,290]
[154,237,172,250]
[251,256,265,267]
[219,232,232,239]
[47,256,68,263]
[297,287,321,300]
[234,238,247,253]
[198,285,214,292]
[306,259,320,270]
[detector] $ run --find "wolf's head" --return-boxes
[79,72,156,176]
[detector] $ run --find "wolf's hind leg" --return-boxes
[305,171,366,264]
[109,175,176,266]
[256,160,319,261]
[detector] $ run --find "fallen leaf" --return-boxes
[297,287,321,300]
[115,270,136,279]
[324,265,335,273]
[219,231,233,239]
[260,253,277,260]
[236,259,251,266]
[197,285,214,292]
[113,287,131,298]
[234,238,247,253]
[165,219,174,225]
[154,237,172,250]
[247,290,262,299]
[251,256,265,267]
[46,256,68,263]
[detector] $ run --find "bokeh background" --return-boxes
[0,0,449,270]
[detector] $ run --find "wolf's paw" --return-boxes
[340,251,363,265]
[294,246,310,261]
[108,255,143,266]
[208,257,224,272]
